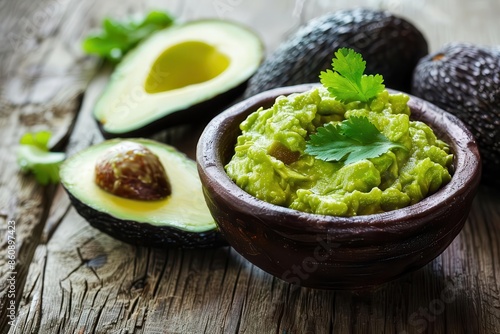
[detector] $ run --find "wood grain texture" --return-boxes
[1,0,500,333]
[0,0,96,330]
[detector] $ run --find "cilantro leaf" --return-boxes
[332,48,365,84]
[17,131,65,185]
[19,130,51,150]
[305,123,357,162]
[320,48,385,103]
[305,117,407,165]
[82,10,175,62]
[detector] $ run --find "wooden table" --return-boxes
[1,0,500,333]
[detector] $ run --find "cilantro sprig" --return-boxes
[17,131,65,185]
[306,49,406,164]
[82,10,175,62]
[305,117,407,164]
[319,48,385,103]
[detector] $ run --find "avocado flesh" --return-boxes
[145,41,230,93]
[60,139,224,247]
[94,20,263,137]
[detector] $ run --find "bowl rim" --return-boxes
[197,83,481,234]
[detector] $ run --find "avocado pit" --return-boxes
[94,141,171,200]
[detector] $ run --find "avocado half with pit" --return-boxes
[60,139,225,248]
[94,20,264,138]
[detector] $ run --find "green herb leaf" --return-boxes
[17,131,65,185]
[305,116,407,165]
[19,130,51,150]
[319,48,385,103]
[82,10,175,62]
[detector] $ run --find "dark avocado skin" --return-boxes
[98,81,248,139]
[244,8,428,97]
[411,43,500,187]
[65,191,227,248]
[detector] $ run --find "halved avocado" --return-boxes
[94,20,263,138]
[60,139,225,248]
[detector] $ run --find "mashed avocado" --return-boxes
[225,87,453,216]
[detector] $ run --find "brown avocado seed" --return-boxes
[94,141,171,200]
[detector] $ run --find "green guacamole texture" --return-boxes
[225,87,453,216]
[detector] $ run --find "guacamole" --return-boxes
[225,87,453,216]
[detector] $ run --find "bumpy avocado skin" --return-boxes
[244,8,428,97]
[67,192,227,248]
[411,43,500,187]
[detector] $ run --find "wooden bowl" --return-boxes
[196,84,481,290]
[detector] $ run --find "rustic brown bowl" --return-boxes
[196,84,481,290]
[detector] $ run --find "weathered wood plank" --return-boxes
[1,0,500,333]
[0,0,178,331]
[12,159,500,332]
[0,0,102,330]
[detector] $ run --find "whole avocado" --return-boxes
[244,8,428,97]
[411,43,500,187]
